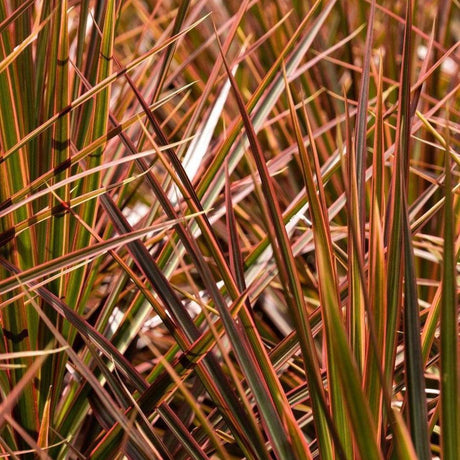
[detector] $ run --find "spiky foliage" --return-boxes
[0,1,458,458]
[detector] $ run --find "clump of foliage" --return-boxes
[0,0,458,458]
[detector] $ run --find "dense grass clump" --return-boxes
[0,1,458,458]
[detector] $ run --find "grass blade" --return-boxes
[287,79,381,459]
[440,122,459,459]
